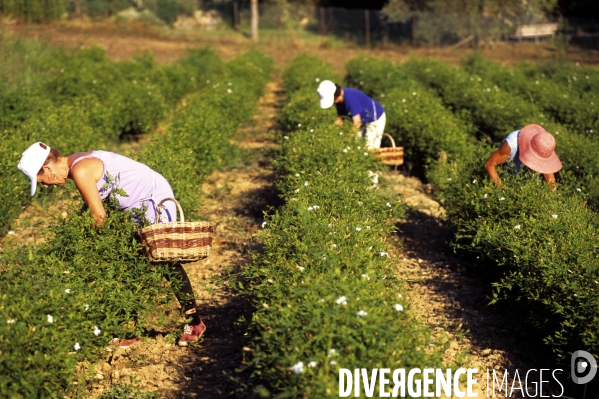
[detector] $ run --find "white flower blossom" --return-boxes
[307,206,314,211]
[380,251,389,257]
[483,194,488,199]
[304,181,309,187]
[343,148,348,153]
[284,136,289,140]
[84,304,89,311]
[394,304,404,312]
[330,360,338,365]
[227,88,232,94]
[295,173,300,177]
[290,362,304,373]
[552,214,558,219]
[364,152,368,156]
[47,314,53,323]
[7,231,15,235]
[386,202,392,207]
[298,123,302,127]
[298,266,305,272]
[332,244,337,248]
[500,197,505,201]
[335,296,348,305]
[74,342,81,351]
[361,274,370,280]
[355,227,362,232]
[356,310,368,317]
[294,189,300,193]
[513,225,521,230]
[308,361,318,368]
[472,179,477,184]
[261,221,267,228]
[577,188,582,192]
[7,318,15,324]
[94,326,101,336]
[328,349,337,357]
[315,78,320,82]
[447,178,452,181]
[310,129,314,133]
[65,289,71,294]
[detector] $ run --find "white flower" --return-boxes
[412,92,417,96]
[295,173,300,177]
[472,179,477,184]
[7,231,15,235]
[290,362,304,373]
[394,304,404,312]
[499,197,505,201]
[65,289,71,294]
[332,244,337,248]
[330,360,338,365]
[319,298,325,302]
[577,188,582,192]
[328,349,337,357]
[513,225,521,230]
[307,206,314,211]
[84,304,90,311]
[380,251,389,257]
[315,78,320,82]
[94,326,101,336]
[313,205,320,210]
[298,266,305,272]
[361,274,370,280]
[228,82,232,86]
[304,181,309,187]
[355,227,362,232]
[7,318,15,324]
[47,314,54,323]
[339,132,343,135]
[483,194,488,199]
[397,293,403,298]
[552,214,558,219]
[386,202,392,207]
[343,149,348,153]
[294,189,300,193]
[310,129,314,133]
[284,136,289,140]
[447,178,452,181]
[335,296,348,305]
[227,88,232,94]
[74,342,81,351]
[364,152,368,156]
[298,123,302,127]
[328,223,333,228]
[321,255,327,260]
[358,201,363,206]
[356,310,368,317]
[261,221,267,228]
[357,146,361,150]
[308,361,318,368]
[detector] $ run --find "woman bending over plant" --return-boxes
[484,124,562,188]
[17,142,206,347]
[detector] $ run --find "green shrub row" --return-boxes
[0,50,273,398]
[241,55,443,397]
[344,54,599,363]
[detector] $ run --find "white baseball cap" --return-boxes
[317,80,337,109]
[18,142,51,196]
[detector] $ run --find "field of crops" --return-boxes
[2,27,599,398]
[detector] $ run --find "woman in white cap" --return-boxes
[17,142,206,347]
[484,124,562,188]
[317,80,386,150]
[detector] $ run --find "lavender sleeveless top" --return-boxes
[71,151,176,224]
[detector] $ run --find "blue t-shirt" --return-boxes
[335,88,384,124]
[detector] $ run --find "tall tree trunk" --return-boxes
[251,0,259,41]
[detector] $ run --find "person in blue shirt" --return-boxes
[317,80,386,150]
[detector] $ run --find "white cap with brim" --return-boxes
[317,80,336,109]
[18,142,51,196]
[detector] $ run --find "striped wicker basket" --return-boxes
[373,133,404,166]
[138,198,214,263]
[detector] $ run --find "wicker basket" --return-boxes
[373,133,404,166]
[138,198,214,263]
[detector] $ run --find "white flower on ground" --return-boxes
[295,173,300,177]
[364,152,368,156]
[308,361,318,368]
[84,304,90,311]
[290,362,304,373]
[94,326,101,336]
[284,136,289,140]
[380,251,389,257]
[328,349,337,357]
[366,226,371,230]
[328,223,333,228]
[412,92,417,96]
[261,221,267,228]
[386,202,392,207]
[322,255,326,260]
[330,360,338,365]
[65,289,71,294]
[310,129,314,133]
[472,179,477,184]
[298,123,302,127]
[447,178,452,181]
[552,214,558,219]
[304,181,309,187]
[513,225,521,230]
[332,244,337,248]
[355,227,362,232]
[7,318,15,324]
[339,132,343,135]
[483,194,488,199]
[74,342,81,351]
[227,88,232,94]
[319,298,325,302]
[361,274,370,280]
[335,296,348,305]
[500,197,505,201]
[8,231,15,235]
[577,188,582,192]
[394,304,404,312]
[294,189,300,193]
[298,266,305,272]
[315,78,320,82]
[343,149,348,153]
[307,206,313,211]
[357,146,361,150]
[356,310,368,317]
[47,314,53,323]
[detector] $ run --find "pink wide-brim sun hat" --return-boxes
[517,124,562,174]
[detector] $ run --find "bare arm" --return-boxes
[484,141,512,185]
[352,114,362,129]
[543,173,557,189]
[70,158,106,227]
[334,115,343,126]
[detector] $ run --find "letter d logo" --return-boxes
[571,350,597,384]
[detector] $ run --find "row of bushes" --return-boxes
[346,55,599,364]
[241,54,443,397]
[0,49,273,398]
[0,34,220,235]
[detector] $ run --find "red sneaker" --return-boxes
[108,338,138,348]
[178,321,206,347]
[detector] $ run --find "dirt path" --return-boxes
[384,172,565,398]
[78,80,282,398]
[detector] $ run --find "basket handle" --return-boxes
[154,197,184,224]
[374,133,396,148]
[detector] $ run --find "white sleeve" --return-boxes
[503,130,520,162]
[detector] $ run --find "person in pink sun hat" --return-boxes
[484,124,562,188]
